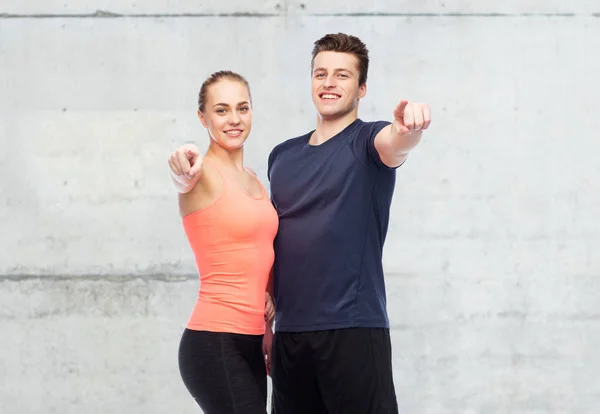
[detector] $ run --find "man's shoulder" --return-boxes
[269,131,312,158]
[267,131,313,179]
[356,119,391,136]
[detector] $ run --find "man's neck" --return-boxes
[310,111,359,146]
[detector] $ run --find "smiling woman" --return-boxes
[166,70,279,414]
[197,71,253,150]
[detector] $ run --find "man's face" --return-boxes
[311,51,366,119]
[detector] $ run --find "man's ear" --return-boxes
[358,83,367,99]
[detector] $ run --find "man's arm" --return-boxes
[266,267,274,296]
[264,267,275,321]
[168,144,203,193]
[263,317,274,376]
[374,100,431,168]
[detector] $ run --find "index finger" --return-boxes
[394,100,409,119]
[177,150,191,175]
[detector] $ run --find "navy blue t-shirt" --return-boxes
[267,118,399,332]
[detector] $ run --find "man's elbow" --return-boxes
[375,138,408,168]
[381,152,408,168]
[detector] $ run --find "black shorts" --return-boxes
[271,327,398,414]
[178,329,267,414]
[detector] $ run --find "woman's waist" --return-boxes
[192,246,275,273]
[188,296,266,331]
[194,260,272,292]
[195,288,265,313]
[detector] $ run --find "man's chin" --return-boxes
[318,108,349,120]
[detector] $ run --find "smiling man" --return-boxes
[266,33,432,414]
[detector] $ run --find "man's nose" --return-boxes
[323,74,337,88]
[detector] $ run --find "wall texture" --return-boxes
[1,1,599,413]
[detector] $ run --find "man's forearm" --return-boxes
[385,125,422,154]
[375,125,422,167]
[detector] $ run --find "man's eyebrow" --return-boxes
[313,67,354,73]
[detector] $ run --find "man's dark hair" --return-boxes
[311,33,370,86]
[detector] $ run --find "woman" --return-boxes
[168,70,278,414]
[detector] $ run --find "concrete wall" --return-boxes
[1,1,599,413]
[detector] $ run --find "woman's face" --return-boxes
[198,79,252,151]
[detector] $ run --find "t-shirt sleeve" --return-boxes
[267,146,278,182]
[267,145,281,211]
[354,120,400,171]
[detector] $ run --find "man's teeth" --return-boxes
[322,94,339,100]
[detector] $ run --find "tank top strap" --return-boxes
[201,157,227,182]
[244,166,258,177]
[244,167,267,196]
[203,157,237,179]
[202,158,264,200]
[195,158,230,203]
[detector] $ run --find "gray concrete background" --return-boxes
[1,1,599,413]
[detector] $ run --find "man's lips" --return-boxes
[319,93,341,101]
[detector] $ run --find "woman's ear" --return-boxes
[197,109,208,128]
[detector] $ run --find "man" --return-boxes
[265,33,430,414]
[169,33,431,414]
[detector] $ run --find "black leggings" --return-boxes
[178,328,267,414]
